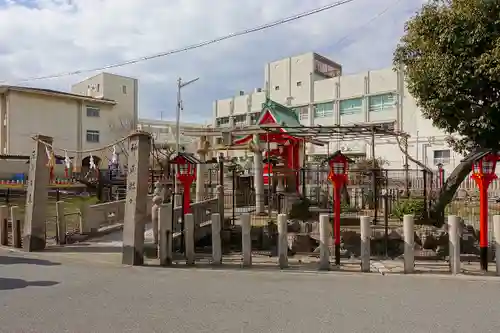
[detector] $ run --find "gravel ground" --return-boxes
[1,250,500,333]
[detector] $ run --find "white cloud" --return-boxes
[0,0,425,122]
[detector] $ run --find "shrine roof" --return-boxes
[258,99,301,129]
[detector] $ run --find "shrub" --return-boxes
[392,199,425,220]
[288,197,312,220]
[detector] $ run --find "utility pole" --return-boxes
[173,77,199,199]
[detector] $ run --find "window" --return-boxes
[122,85,127,94]
[292,106,309,120]
[97,84,100,92]
[233,114,246,125]
[339,98,362,115]
[433,149,450,165]
[216,117,230,127]
[296,81,302,87]
[86,130,100,143]
[274,86,280,91]
[314,102,334,118]
[369,93,396,112]
[86,106,100,117]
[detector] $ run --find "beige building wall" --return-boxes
[212,52,462,173]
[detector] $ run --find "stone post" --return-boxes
[151,181,163,245]
[277,213,288,269]
[185,213,195,266]
[23,134,53,251]
[196,136,207,202]
[0,205,8,246]
[241,213,252,267]
[252,135,264,215]
[159,203,173,266]
[493,215,500,276]
[122,132,151,266]
[319,214,330,271]
[448,215,461,275]
[56,201,67,245]
[360,216,371,272]
[211,213,222,265]
[11,206,21,248]
[403,214,414,273]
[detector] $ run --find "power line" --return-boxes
[3,0,358,84]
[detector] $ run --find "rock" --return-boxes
[287,234,315,253]
[287,220,301,233]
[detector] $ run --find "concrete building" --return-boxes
[212,52,459,174]
[0,72,138,173]
[138,118,208,152]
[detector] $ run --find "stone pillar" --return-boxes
[211,213,222,265]
[56,201,67,245]
[241,213,252,267]
[319,214,330,271]
[253,135,264,215]
[277,213,288,269]
[196,136,207,202]
[448,215,461,275]
[494,215,500,276]
[185,213,195,266]
[23,135,53,252]
[403,214,414,273]
[159,203,173,266]
[360,216,371,273]
[151,181,163,245]
[122,132,151,266]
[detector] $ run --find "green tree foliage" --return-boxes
[394,0,500,152]
[393,0,500,224]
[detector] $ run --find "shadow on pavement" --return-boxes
[0,255,61,266]
[44,244,122,254]
[0,277,59,291]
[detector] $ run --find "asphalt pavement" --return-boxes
[1,250,500,333]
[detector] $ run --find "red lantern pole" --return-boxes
[182,180,192,214]
[471,155,497,271]
[333,180,342,265]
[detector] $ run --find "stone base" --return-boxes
[22,235,46,252]
[122,245,144,266]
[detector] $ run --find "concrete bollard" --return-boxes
[277,214,288,269]
[241,213,252,267]
[494,215,500,276]
[56,201,67,245]
[211,213,222,265]
[10,206,21,248]
[184,213,195,266]
[159,204,173,266]
[448,215,461,275]
[319,214,330,271]
[403,214,415,273]
[0,205,8,246]
[360,216,371,273]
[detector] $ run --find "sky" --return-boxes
[0,0,426,124]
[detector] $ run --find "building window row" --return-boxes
[369,93,396,112]
[314,102,334,118]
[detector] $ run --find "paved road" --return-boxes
[1,250,500,333]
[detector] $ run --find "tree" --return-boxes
[393,0,500,225]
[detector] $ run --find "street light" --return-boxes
[471,152,499,271]
[174,76,200,199]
